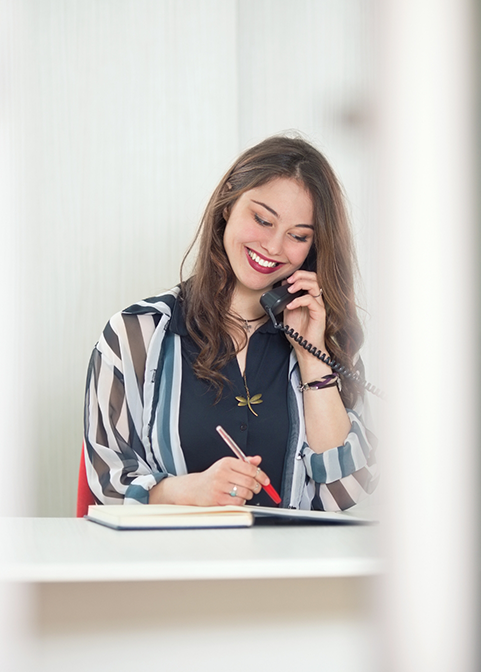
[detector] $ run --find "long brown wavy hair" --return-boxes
[180,135,364,408]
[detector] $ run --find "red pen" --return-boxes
[215,425,282,505]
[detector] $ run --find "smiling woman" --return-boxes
[223,179,314,288]
[83,135,378,512]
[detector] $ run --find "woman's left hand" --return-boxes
[284,270,351,453]
[283,270,327,358]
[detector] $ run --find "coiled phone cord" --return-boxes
[270,315,385,400]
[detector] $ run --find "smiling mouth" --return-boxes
[247,248,282,270]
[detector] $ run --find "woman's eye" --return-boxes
[291,233,309,243]
[254,213,271,227]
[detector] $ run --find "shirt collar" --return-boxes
[168,297,189,336]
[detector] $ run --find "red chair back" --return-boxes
[77,444,96,517]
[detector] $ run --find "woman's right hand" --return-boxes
[148,455,270,506]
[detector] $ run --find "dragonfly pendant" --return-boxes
[236,393,263,417]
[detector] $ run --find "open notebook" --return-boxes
[86,504,375,530]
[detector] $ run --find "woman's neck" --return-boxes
[229,286,268,322]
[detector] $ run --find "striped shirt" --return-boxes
[83,287,378,511]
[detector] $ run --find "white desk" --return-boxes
[0,517,381,582]
[1,518,382,672]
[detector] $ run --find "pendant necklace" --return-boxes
[236,371,263,417]
[238,314,265,332]
[231,311,265,415]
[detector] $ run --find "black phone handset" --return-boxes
[260,285,384,399]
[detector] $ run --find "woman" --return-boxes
[84,135,377,511]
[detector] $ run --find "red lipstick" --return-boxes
[245,247,284,275]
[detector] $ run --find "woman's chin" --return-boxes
[234,277,276,297]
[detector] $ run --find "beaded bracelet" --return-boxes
[298,373,341,392]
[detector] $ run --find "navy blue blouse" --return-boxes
[170,299,291,507]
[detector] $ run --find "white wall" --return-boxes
[22,0,240,516]
[0,2,36,669]
[5,0,377,518]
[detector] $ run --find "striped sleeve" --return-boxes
[302,403,379,512]
[83,311,168,505]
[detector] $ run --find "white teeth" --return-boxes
[248,249,278,268]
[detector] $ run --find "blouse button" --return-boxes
[240,423,247,431]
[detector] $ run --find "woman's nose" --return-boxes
[260,230,283,258]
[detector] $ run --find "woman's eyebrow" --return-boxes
[251,199,279,217]
[251,200,313,228]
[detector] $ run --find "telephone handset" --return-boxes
[260,285,384,399]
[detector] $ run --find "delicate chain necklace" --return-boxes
[230,310,265,415]
[236,371,263,416]
[231,312,266,332]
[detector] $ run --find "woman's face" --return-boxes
[223,177,315,296]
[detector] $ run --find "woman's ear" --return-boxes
[222,181,233,221]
